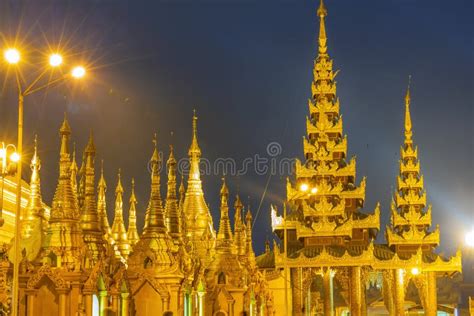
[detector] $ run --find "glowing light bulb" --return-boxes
[299,183,309,192]
[411,267,420,275]
[0,149,6,159]
[10,152,20,163]
[311,187,318,194]
[49,53,63,67]
[71,66,86,78]
[466,230,474,248]
[4,48,20,64]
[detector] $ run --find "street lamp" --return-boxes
[0,142,19,227]
[466,229,474,248]
[3,46,87,316]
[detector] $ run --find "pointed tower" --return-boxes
[182,112,215,260]
[45,114,84,266]
[77,151,86,211]
[128,135,175,271]
[127,178,140,247]
[97,161,112,241]
[386,81,440,253]
[216,178,234,253]
[245,208,256,268]
[271,0,379,246]
[70,143,79,205]
[111,169,130,259]
[165,145,182,245]
[21,135,47,261]
[81,132,106,260]
[233,195,246,257]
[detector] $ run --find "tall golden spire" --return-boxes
[317,0,328,56]
[142,134,167,235]
[81,131,105,260]
[21,135,44,240]
[127,137,175,272]
[183,111,215,257]
[404,77,413,144]
[127,178,140,247]
[386,81,439,250]
[245,207,256,268]
[233,195,246,256]
[46,114,84,266]
[165,145,182,244]
[111,169,130,259]
[216,177,233,252]
[97,160,111,240]
[70,142,78,203]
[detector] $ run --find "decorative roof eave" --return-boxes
[352,203,380,230]
[274,243,461,272]
[396,191,427,208]
[386,224,440,247]
[302,198,345,218]
[308,97,340,115]
[397,174,424,191]
[401,145,418,160]
[400,159,420,174]
[295,157,356,179]
[311,78,337,97]
[306,115,343,136]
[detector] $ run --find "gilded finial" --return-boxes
[30,134,40,169]
[116,168,123,194]
[220,176,229,196]
[60,112,71,134]
[151,133,160,163]
[317,0,327,17]
[404,75,413,143]
[130,178,137,203]
[317,0,328,55]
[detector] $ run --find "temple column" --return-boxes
[322,269,334,316]
[26,291,35,316]
[393,269,405,316]
[58,292,68,316]
[84,293,93,316]
[292,268,303,315]
[99,290,108,316]
[110,291,120,315]
[121,292,130,316]
[425,272,437,316]
[350,266,362,316]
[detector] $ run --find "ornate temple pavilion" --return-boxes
[260,1,462,315]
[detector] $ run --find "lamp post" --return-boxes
[0,142,20,227]
[3,47,86,316]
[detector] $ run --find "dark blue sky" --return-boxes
[0,0,472,254]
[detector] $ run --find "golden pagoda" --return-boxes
[127,178,140,247]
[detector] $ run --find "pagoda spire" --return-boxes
[81,131,105,260]
[142,134,167,235]
[182,111,215,259]
[21,135,44,240]
[317,0,328,56]
[127,136,175,272]
[46,114,84,266]
[245,207,256,268]
[216,177,233,252]
[233,195,246,256]
[97,160,111,241]
[404,77,413,145]
[165,145,182,244]
[386,80,439,251]
[127,178,140,247]
[111,169,130,259]
[70,142,78,203]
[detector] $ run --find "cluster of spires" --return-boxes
[21,111,256,267]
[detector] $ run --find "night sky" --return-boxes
[0,0,472,255]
